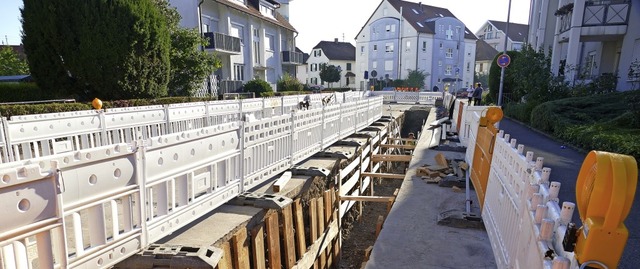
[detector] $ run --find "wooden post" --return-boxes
[217,242,233,269]
[375,215,384,238]
[332,190,341,267]
[250,225,266,269]
[309,198,318,269]
[265,213,281,269]
[317,197,326,269]
[324,190,333,267]
[293,199,307,261]
[231,228,250,269]
[281,205,296,268]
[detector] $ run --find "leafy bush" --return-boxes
[0,83,57,102]
[276,73,303,92]
[244,79,274,97]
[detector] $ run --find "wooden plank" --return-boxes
[340,195,394,202]
[375,215,384,238]
[435,152,448,166]
[217,241,233,269]
[387,137,417,142]
[292,199,306,261]
[379,144,416,149]
[231,228,250,269]
[361,172,405,179]
[265,213,281,269]
[323,191,333,267]
[317,197,326,269]
[250,225,266,269]
[387,188,400,214]
[371,154,412,162]
[309,198,318,269]
[280,205,296,268]
[291,219,340,269]
[273,171,292,192]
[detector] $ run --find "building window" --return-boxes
[438,60,442,66]
[485,25,493,32]
[422,41,427,52]
[385,60,393,71]
[479,63,484,72]
[231,25,244,45]
[445,65,452,75]
[265,34,274,51]
[318,50,322,57]
[202,23,210,33]
[485,32,493,40]
[347,63,352,71]
[253,41,260,64]
[406,41,411,51]
[585,51,597,78]
[385,43,394,52]
[446,48,453,58]
[467,62,470,72]
[386,25,391,32]
[234,64,244,80]
[391,25,396,32]
[372,61,377,69]
[374,44,378,51]
[439,42,443,49]
[361,46,364,53]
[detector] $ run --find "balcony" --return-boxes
[203,32,241,54]
[583,0,630,26]
[218,80,244,94]
[281,50,304,65]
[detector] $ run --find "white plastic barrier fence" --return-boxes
[367,91,443,104]
[449,97,584,269]
[0,93,383,269]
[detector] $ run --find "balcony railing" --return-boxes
[203,32,241,54]
[281,50,304,65]
[218,80,244,94]
[559,13,572,33]
[583,0,630,26]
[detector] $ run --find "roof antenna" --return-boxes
[342,33,345,42]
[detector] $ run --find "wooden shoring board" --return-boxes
[387,137,417,142]
[280,205,296,268]
[332,190,341,265]
[231,228,250,269]
[340,195,394,202]
[317,197,327,269]
[371,154,412,162]
[291,219,340,269]
[361,172,406,180]
[375,215,385,238]
[250,224,266,269]
[380,144,416,149]
[217,241,233,269]
[323,190,334,267]
[292,199,306,261]
[387,188,400,214]
[309,198,318,269]
[265,213,282,269]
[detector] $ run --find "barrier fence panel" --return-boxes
[0,94,384,268]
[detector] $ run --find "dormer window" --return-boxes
[260,4,275,17]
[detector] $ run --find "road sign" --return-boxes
[497,54,511,68]
[371,70,377,78]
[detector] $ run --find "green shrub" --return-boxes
[276,73,303,92]
[0,83,58,102]
[244,79,274,97]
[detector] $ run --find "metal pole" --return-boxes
[497,0,512,106]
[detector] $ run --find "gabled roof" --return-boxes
[488,20,529,43]
[313,41,355,61]
[215,0,296,32]
[296,47,310,64]
[386,0,477,40]
[475,39,499,61]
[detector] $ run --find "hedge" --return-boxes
[0,83,56,102]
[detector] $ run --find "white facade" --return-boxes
[169,0,303,94]
[355,0,476,92]
[306,44,356,89]
[530,0,639,91]
[475,21,526,52]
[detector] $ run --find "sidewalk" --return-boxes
[366,107,496,269]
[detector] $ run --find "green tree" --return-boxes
[153,0,221,96]
[0,47,29,76]
[21,0,171,100]
[405,69,429,89]
[244,78,274,97]
[319,64,341,88]
[277,73,303,91]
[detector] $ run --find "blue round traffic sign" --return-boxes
[497,54,511,68]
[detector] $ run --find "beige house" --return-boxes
[475,39,499,76]
[475,20,529,52]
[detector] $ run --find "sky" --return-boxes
[0,0,531,50]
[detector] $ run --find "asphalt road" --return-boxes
[498,117,640,269]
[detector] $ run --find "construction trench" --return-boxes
[115,103,467,269]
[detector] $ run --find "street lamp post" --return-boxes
[498,0,512,106]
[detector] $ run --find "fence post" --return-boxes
[239,99,245,192]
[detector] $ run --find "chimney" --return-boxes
[334,38,339,43]
[419,2,422,11]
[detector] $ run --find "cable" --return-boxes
[579,260,608,269]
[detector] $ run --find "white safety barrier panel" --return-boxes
[367,91,443,104]
[0,92,383,268]
[449,96,583,269]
